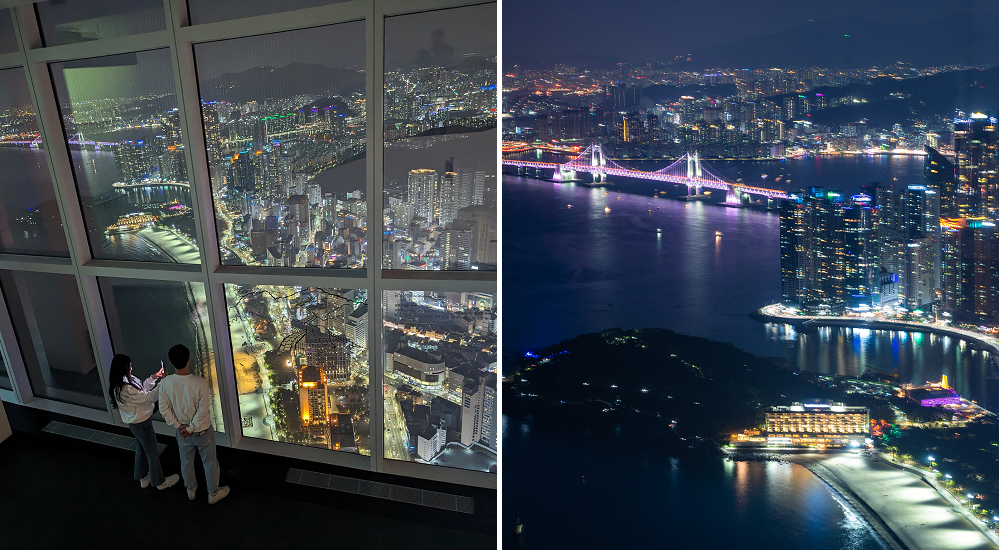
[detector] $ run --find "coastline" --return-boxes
[754,304,1000,354]
[787,453,999,550]
[796,460,908,550]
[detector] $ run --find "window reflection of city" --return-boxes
[382,15,497,272]
[50,49,200,263]
[382,290,497,472]
[191,22,368,270]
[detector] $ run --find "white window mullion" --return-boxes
[11,5,117,421]
[366,0,385,473]
[164,0,241,446]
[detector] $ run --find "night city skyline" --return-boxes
[503,0,998,547]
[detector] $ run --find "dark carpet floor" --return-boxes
[0,403,495,549]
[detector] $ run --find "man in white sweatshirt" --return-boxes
[158,344,230,504]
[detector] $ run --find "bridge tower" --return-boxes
[685,151,702,197]
[725,186,742,205]
[590,143,606,184]
[553,164,576,182]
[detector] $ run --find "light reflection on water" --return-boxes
[503,154,994,548]
[503,153,997,410]
[503,415,886,550]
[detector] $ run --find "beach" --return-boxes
[788,453,998,550]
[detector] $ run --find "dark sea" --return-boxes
[502,153,996,549]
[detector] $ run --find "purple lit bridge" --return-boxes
[0,132,116,150]
[503,143,791,204]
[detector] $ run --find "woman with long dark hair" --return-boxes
[108,354,180,491]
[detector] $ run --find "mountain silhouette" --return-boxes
[200,63,364,103]
[685,13,997,69]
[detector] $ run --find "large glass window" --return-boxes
[35,0,166,47]
[224,284,369,453]
[194,23,367,269]
[382,4,497,271]
[98,277,223,431]
[382,290,496,472]
[0,270,102,408]
[0,68,69,257]
[0,9,18,54]
[50,49,199,264]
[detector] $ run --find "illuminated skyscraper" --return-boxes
[460,371,496,448]
[455,204,496,268]
[973,222,998,319]
[902,237,935,310]
[301,325,349,382]
[842,196,877,301]
[111,140,147,184]
[346,305,367,350]
[778,188,851,311]
[622,112,643,143]
[438,171,459,226]
[288,194,311,240]
[298,364,330,445]
[924,146,957,218]
[940,218,973,315]
[201,103,223,166]
[407,169,437,228]
[954,114,998,220]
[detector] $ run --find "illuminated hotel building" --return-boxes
[764,401,869,448]
[298,365,330,446]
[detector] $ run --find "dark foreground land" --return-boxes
[505,327,892,454]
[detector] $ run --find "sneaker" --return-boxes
[208,486,230,504]
[157,474,180,490]
[139,475,151,489]
[187,488,197,500]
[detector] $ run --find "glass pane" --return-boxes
[0,368,10,391]
[187,0,350,25]
[0,270,102,408]
[36,0,165,47]
[383,4,497,271]
[194,23,367,269]
[224,284,369,453]
[0,68,70,257]
[98,277,223,431]
[383,290,497,472]
[0,9,18,54]
[50,50,200,264]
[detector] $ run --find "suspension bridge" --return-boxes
[0,132,116,150]
[503,143,791,204]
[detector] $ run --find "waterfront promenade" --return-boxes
[756,304,1000,354]
[789,453,998,550]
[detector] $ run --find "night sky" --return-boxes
[504,0,999,68]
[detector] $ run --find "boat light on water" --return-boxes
[604,206,611,213]
[716,231,723,237]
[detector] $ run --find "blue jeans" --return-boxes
[128,417,164,487]
[176,426,220,495]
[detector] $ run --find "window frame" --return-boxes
[0,0,497,489]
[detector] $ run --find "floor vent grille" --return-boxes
[42,420,167,455]
[286,467,474,514]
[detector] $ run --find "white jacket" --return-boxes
[116,375,158,425]
[158,373,213,434]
